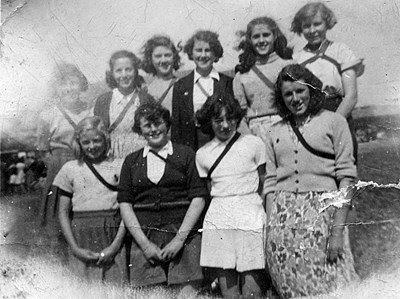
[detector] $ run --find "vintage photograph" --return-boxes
[1,0,400,298]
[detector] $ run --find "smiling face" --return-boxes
[281,80,311,119]
[79,129,107,162]
[192,40,216,76]
[301,11,328,47]
[112,57,136,95]
[211,107,238,142]
[139,116,169,151]
[250,24,275,57]
[152,46,174,79]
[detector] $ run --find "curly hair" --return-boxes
[195,93,245,136]
[183,30,223,62]
[141,35,181,76]
[71,116,111,162]
[275,64,325,120]
[291,2,337,35]
[235,17,292,74]
[105,50,144,89]
[132,101,171,135]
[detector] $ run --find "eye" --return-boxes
[252,33,260,39]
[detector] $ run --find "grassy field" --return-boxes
[1,136,400,298]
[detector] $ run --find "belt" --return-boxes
[134,201,191,212]
[247,113,278,122]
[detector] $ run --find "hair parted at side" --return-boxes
[132,101,171,135]
[275,64,325,120]
[141,35,181,75]
[235,16,293,74]
[184,30,224,62]
[105,50,144,89]
[291,2,337,35]
[71,116,111,162]
[195,92,245,136]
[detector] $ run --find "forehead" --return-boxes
[251,24,272,34]
[302,11,325,24]
[193,40,210,49]
[281,79,308,91]
[113,57,134,68]
[152,45,173,55]
[80,129,104,139]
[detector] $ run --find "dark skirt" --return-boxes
[69,209,127,284]
[128,208,203,287]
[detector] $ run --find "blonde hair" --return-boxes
[71,116,110,161]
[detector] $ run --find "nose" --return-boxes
[221,119,229,129]
[292,92,300,102]
[309,25,317,34]
[150,124,158,131]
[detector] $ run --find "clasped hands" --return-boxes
[72,245,117,266]
[142,236,185,265]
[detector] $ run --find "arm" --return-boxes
[58,194,99,262]
[97,220,126,265]
[161,197,205,261]
[257,163,266,197]
[336,68,357,119]
[119,202,162,264]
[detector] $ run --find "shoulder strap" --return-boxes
[108,89,139,133]
[251,65,275,90]
[289,118,335,160]
[196,79,212,98]
[300,41,341,73]
[148,149,186,176]
[157,77,178,105]
[207,132,241,180]
[83,158,118,191]
[56,103,78,130]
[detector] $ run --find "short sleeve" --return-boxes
[233,74,248,110]
[52,163,73,193]
[336,43,364,77]
[252,136,266,166]
[184,147,208,200]
[195,148,208,179]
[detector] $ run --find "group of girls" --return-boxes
[36,2,365,298]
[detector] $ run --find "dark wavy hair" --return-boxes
[275,64,325,120]
[105,50,144,89]
[184,30,224,62]
[291,2,337,35]
[235,17,292,74]
[195,93,245,136]
[132,101,171,135]
[141,35,181,75]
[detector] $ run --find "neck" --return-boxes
[307,39,327,51]
[293,114,309,126]
[196,67,212,77]
[157,72,174,80]
[149,140,169,153]
[255,52,273,65]
[119,86,135,96]
[85,155,107,164]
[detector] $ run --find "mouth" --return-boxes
[158,62,172,68]
[119,77,133,86]
[146,131,163,139]
[256,42,270,50]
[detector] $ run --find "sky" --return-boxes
[1,0,400,126]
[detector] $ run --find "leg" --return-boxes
[240,270,265,298]
[215,268,240,299]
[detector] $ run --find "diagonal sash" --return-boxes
[108,89,139,133]
[56,103,78,130]
[157,77,178,105]
[196,79,212,98]
[300,40,341,73]
[251,65,275,90]
[83,157,118,191]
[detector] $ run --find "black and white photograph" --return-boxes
[1,0,400,298]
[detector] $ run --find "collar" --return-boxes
[212,131,238,146]
[304,39,331,53]
[113,88,135,104]
[194,68,220,83]
[255,51,280,65]
[143,140,173,158]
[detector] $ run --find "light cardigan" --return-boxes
[264,110,356,194]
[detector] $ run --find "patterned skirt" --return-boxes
[265,191,359,298]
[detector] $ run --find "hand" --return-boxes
[327,234,344,264]
[160,236,185,262]
[97,245,118,266]
[142,242,163,265]
[72,247,100,263]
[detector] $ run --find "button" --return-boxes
[295,180,299,183]
[294,150,298,154]
[295,170,299,174]
[276,139,279,143]
[295,160,298,164]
